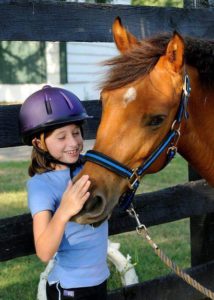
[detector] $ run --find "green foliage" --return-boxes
[0,42,46,84]
[95,0,113,3]
[132,0,183,7]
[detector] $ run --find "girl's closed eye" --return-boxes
[58,136,66,140]
[73,131,81,136]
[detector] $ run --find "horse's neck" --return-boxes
[178,67,214,185]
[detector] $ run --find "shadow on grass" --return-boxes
[0,255,45,300]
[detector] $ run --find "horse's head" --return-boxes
[71,18,185,226]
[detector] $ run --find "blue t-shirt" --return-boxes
[27,167,109,289]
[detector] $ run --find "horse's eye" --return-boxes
[147,115,166,127]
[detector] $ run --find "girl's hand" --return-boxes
[58,175,91,223]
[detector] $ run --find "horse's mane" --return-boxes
[101,33,214,91]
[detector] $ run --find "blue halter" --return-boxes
[83,74,191,210]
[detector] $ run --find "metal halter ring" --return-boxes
[127,169,141,190]
[171,120,181,132]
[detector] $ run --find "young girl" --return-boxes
[19,85,109,300]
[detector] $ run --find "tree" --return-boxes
[132,0,183,7]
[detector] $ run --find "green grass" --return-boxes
[0,161,29,217]
[0,156,189,299]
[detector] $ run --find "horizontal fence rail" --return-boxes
[0,101,101,148]
[0,2,214,41]
[108,260,214,300]
[1,179,214,262]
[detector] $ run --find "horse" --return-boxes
[71,17,214,226]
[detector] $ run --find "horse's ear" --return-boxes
[112,17,140,54]
[163,32,184,73]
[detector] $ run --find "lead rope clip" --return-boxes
[126,204,159,249]
[126,204,143,229]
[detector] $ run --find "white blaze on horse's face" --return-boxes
[123,87,137,107]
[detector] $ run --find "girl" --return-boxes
[19,85,109,300]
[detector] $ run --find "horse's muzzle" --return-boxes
[70,193,108,226]
[84,194,106,217]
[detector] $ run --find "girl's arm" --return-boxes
[33,175,91,262]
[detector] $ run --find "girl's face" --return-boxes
[45,124,83,169]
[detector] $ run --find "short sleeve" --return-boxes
[27,177,55,217]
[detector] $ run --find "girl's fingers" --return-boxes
[72,175,90,193]
[81,192,90,203]
[79,180,91,198]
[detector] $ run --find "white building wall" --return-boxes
[65,42,118,100]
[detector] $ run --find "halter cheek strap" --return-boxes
[83,74,191,210]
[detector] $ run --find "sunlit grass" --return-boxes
[139,154,188,193]
[0,161,29,218]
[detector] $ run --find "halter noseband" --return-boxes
[83,74,191,210]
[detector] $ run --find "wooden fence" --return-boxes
[0,1,214,299]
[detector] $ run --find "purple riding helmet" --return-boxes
[19,85,92,145]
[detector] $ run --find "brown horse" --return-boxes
[72,17,214,225]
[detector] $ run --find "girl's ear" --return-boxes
[32,137,42,149]
[32,133,48,151]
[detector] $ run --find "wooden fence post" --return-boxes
[188,167,214,267]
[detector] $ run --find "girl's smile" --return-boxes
[64,148,81,159]
[45,124,83,168]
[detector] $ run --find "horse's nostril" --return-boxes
[84,195,105,217]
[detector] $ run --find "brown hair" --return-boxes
[28,132,55,177]
[28,147,54,177]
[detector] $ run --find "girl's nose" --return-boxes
[68,135,79,147]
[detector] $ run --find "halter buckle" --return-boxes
[183,74,191,97]
[128,169,141,190]
[170,122,181,147]
[171,120,181,133]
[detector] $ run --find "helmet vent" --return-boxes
[45,96,53,115]
[60,91,74,110]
